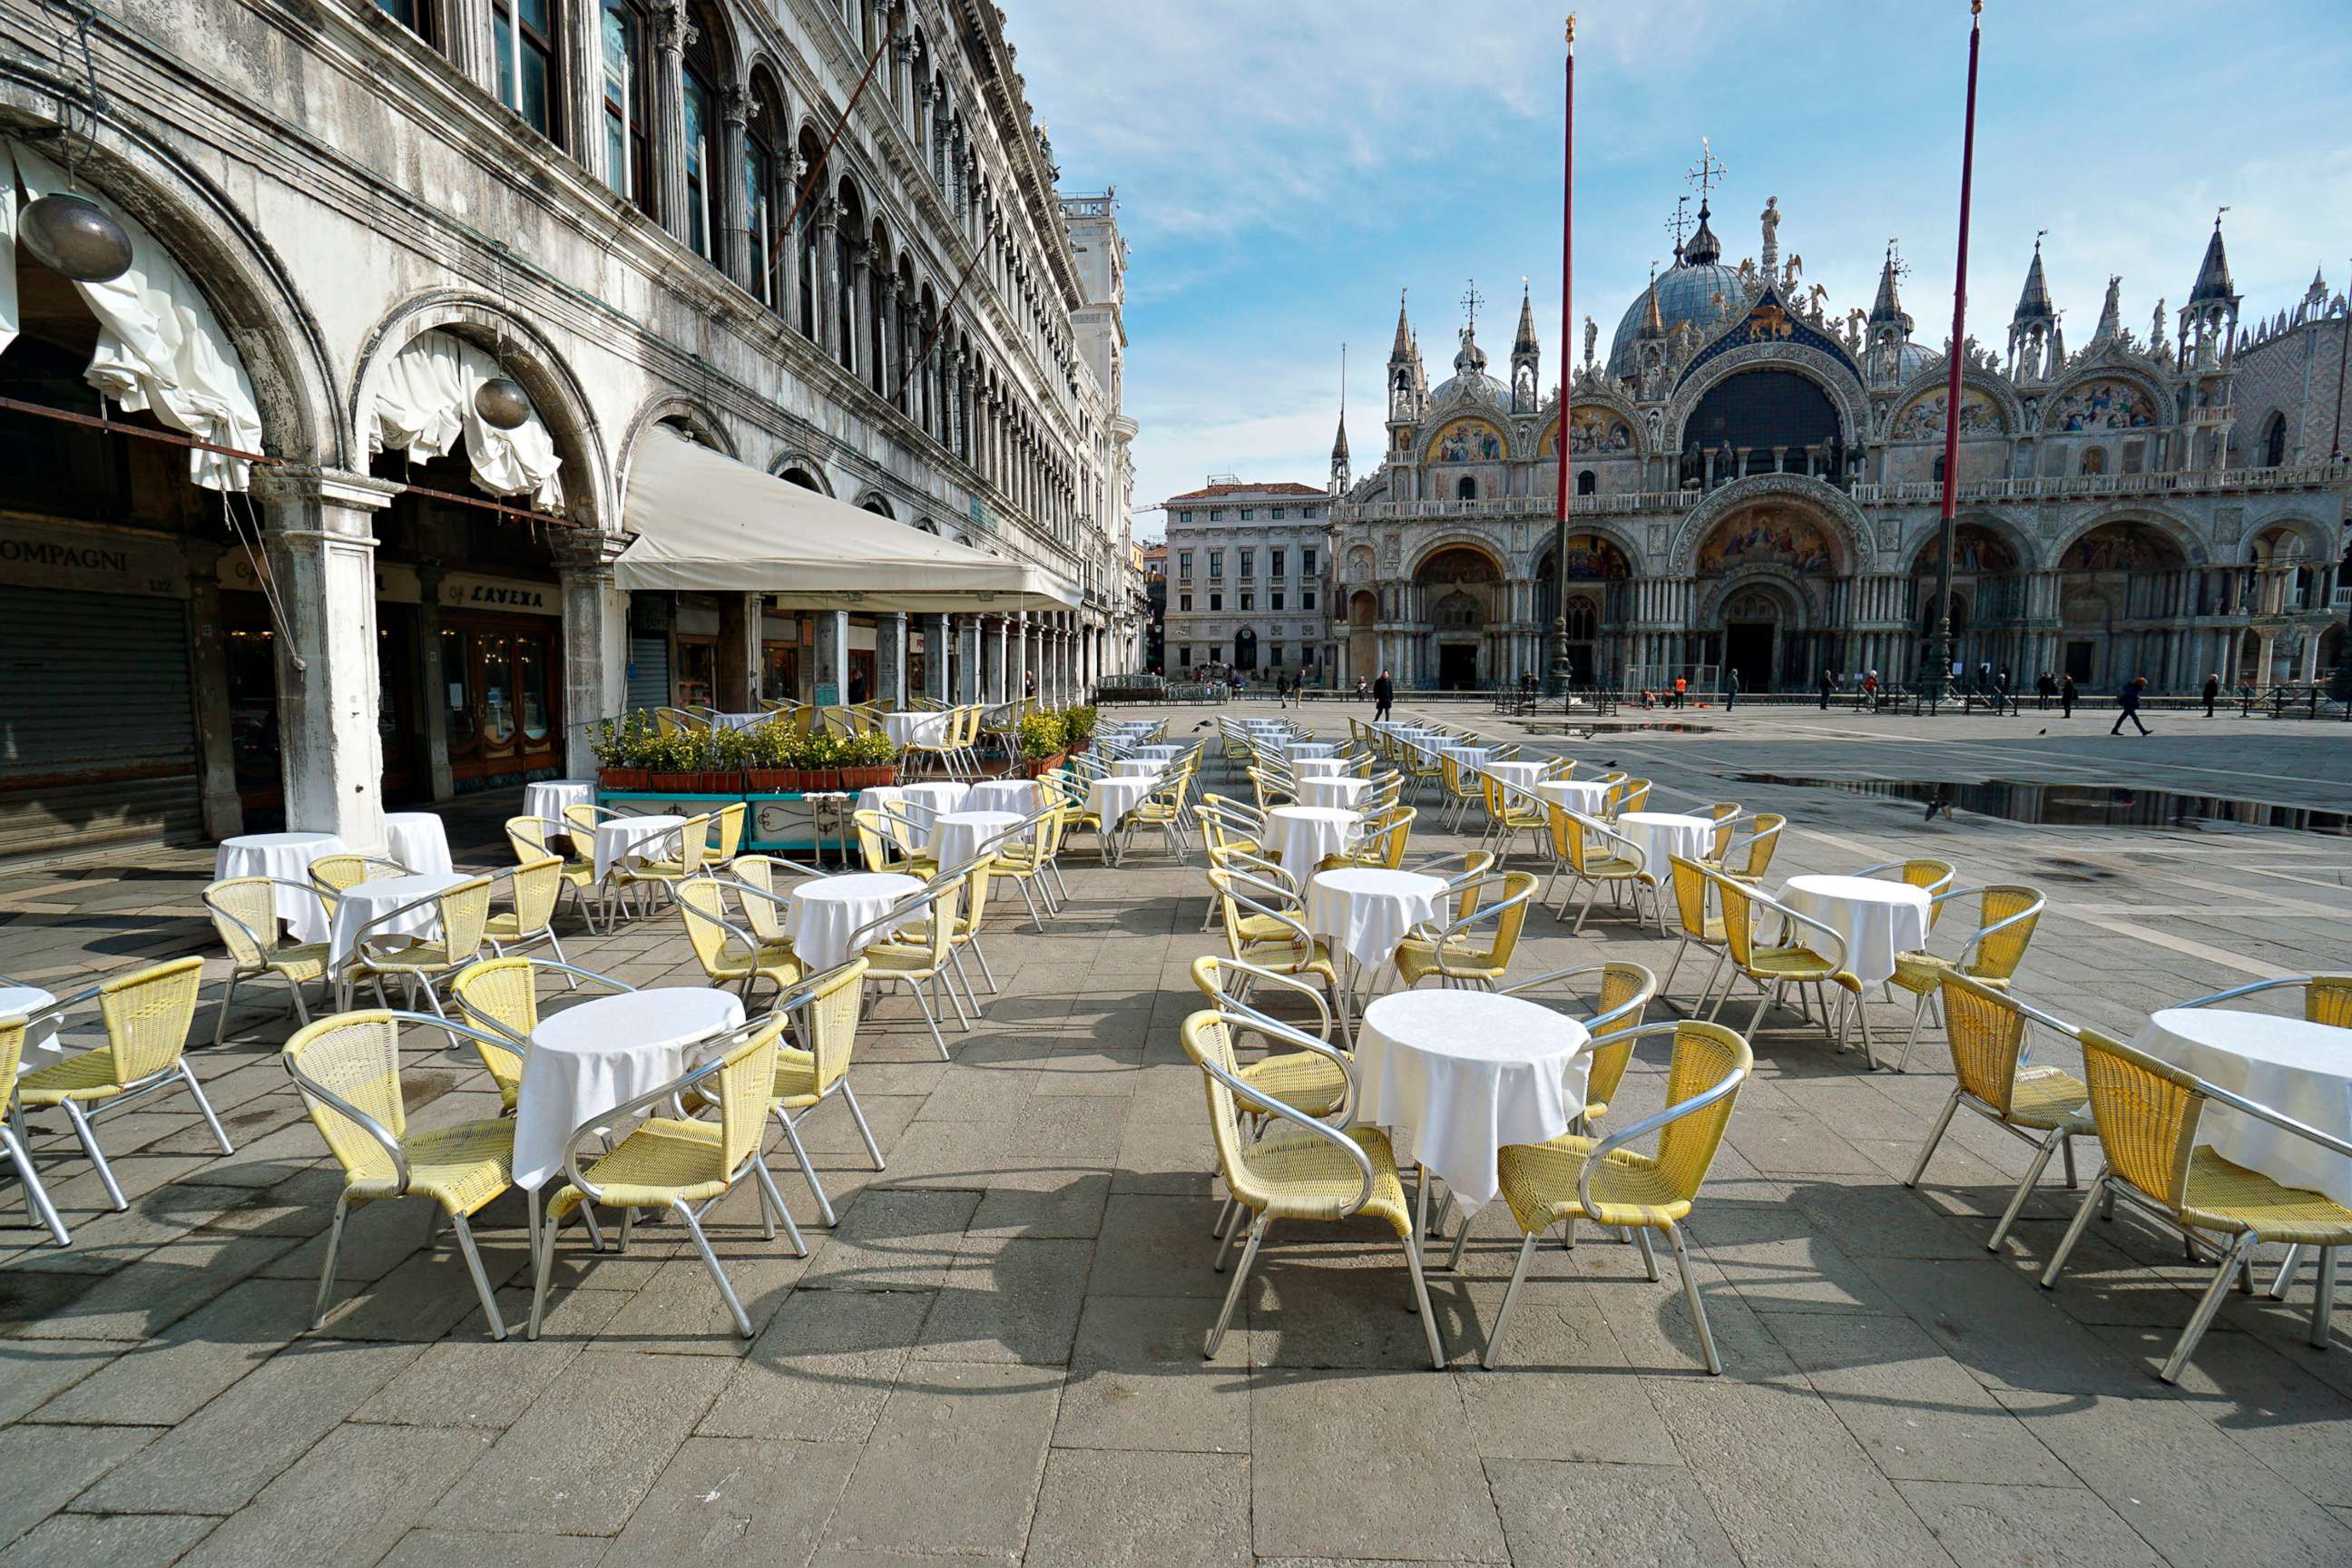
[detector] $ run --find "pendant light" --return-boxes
[23,4,132,283]
[475,244,531,429]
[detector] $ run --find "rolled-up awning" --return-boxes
[614,428,1080,612]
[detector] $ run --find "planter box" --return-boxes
[598,766,650,790]
[839,765,897,790]
[650,770,742,795]
[1017,751,1067,779]
[744,769,795,793]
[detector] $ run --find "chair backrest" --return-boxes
[1935,972,2033,1117]
[789,958,867,1093]
[1728,815,1784,879]
[853,809,906,873]
[205,877,282,965]
[1180,1009,1261,1195]
[2308,977,2352,1028]
[506,814,554,865]
[1709,869,1764,967]
[677,878,742,975]
[0,1013,24,1102]
[507,857,564,936]
[711,1016,787,1178]
[732,856,790,941]
[711,802,748,861]
[2075,1026,2200,1214]
[97,955,202,1083]
[1667,855,1713,941]
[309,854,385,900]
[449,956,534,1094]
[1650,1020,1753,1203]
[1208,867,1308,961]
[1361,805,1413,867]
[1705,805,1742,859]
[564,802,603,836]
[676,815,712,875]
[436,877,495,962]
[1470,870,1538,964]
[1965,884,2044,981]
[1583,962,1657,1110]
[1616,779,1652,815]
[284,1011,407,1181]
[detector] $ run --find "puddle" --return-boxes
[1530,721,1715,737]
[1731,774,2352,836]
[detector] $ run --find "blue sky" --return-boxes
[1004,0,2352,538]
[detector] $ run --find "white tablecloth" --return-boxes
[1355,990,1590,1212]
[709,711,771,732]
[1298,776,1370,811]
[783,871,925,971]
[1131,745,1186,763]
[1306,868,1444,971]
[0,985,61,1061]
[1265,806,1359,871]
[965,779,1039,818]
[593,815,686,882]
[1291,757,1348,779]
[858,783,970,848]
[514,988,746,1190]
[1482,760,1549,793]
[1287,742,1337,760]
[2134,1008,2352,1206]
[1084,773,1157,828]
[929,809,1021,870]
[1615,811,1710,882]
[1438,745,1494,771]
[1533,779,1611,816]
[882,710,955,750]
[1781,873,1931,987]
[382,813,455,877]
[215,831,344,944]
[1111,758,1162,778]
[328,872,466,970]
[524,781,596,832]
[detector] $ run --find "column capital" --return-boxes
[252,466,401,514]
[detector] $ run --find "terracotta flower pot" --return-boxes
[599,767,649,791]
[744,769,794,793]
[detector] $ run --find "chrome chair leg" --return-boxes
[59,1101,125,1211]
[448,1211,507,1341]
[1904,1088,1963,1190]
[2162,1230,2262,1383]
[1667,1223,1722,1375]
[2268,1243,2303,1300]
[1205,1216,1266,1357]
[1403,1233,1446,1369]
[212,970,242,1047]
[1481,1233,1539,1369]
[1632,1226,1660,1281]
[311,1192,352,1328]
[181,1063,235,1154]
[677,1200,753,1338]
[2039,1168,2111,1289]
[776,1112,836,1227]
[2,1122,68,1246]
[1988,1126,2070,1253]
[2310,1247,2337,1348]
[749,1156,807,1255]
[840,1083,886,1170]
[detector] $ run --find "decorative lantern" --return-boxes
[474,376,532,430]
[20,191,132,283]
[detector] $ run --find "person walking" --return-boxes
[2202,671,2220,717]
[1818,667,1834,710]
[2060,672,2077,717]
[1373,668,1395,723]
[1862,669,1879,711]
[1725,668,1741,710]
[2110,675,2151,736]
[2036,671,2054,711]
[1355,676,1368,704]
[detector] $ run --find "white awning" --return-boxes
[614,428,1080,612]
[368,328,564,509]
[5,142,266,492]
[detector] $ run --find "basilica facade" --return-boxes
[1327,193,2351,696]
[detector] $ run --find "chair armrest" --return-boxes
[2175,975,2309,1011]
[1193,1028,1375,1215]
[1574,1023,1749,1216]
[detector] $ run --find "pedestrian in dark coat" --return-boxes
[2060,673,2077,717]
[2110,675,2151,735]
[1818,668,1833,710]
[2202,672,2220,717]
[1373,670,1395,723]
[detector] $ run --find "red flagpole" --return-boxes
[1932,1,1982,705]
[1549,16,1575,696]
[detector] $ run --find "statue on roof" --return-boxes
[1583,315,1597,368]
[1759,196,1780,255]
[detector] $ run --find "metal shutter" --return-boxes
[0,585,201,863]
[625,634,670,713]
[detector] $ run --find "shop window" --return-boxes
[516,635,551,741]
[762,642,799,701]
[441,625,478,754]
[494,0,559,142]
[675,635,718,708]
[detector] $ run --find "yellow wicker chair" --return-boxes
[708,801,749,867]
[1903,972,2093,1251]
[449,954,641,1113]
[1606,777,1652,819]
[989,803,1068,928]
[16,956,231,1213]
[761,958,885,1227]
[1856,858,1959,914]
[1190,954,1351,1125]
[1699,803,1744,864]
[1719,813,1785,886]
[1478,1018,1751,1371]
[1700,866,1873,1063]
[1479,771,1553,865]
[2038,1015,2352,1382]
[1497,960,1659,1131]
[505,814,602,932]
[307,852,411,920]
[1546,808,1648,932]
[1246,765,1296,813]
[1122,762,1196,863]
[1437,749,1488,832]
[854,808,937,878]
[1656,854,1732,1006]
[612,812,712,914]
[202,875,332,1044]
[1395,870,1539,991]
[1323,804,1415,872]
[1181,1008,1446,1368]
[1887,884,2046,1071]
[732,853,823,944]
[1207,867,1348,1038]
[677,877,806,1006]
[849,874,969,1059]
[529,1014,799,1339]
[483,856,573,970]
[0,1014,70,1245]
[283,1009,521,1337]
[339,874,495,1017]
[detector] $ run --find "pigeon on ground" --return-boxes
[1924,799,1943,821]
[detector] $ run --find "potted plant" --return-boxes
[797,730,845,793]
[642,728,709,794]
[742,718,798,793]
[1063,704,1098,753]
[700,724,753,794]
[838,729,900,789]
[593,712,653,791]
[1016,710,1065,778]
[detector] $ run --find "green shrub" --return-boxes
[844,730,898,766]
[1017,710,1063,760]
[1063,704,1098,742]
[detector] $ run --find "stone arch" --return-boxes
[350,292,612,529]
[1698,571,1809,631]
[1421,415,1508,466]
[855,488,896,517]
[2047,505,2205,568]
[1902,509,2036,574]
[2034,367,2171,436]
[1528,522,1642,583]
[2246,512,2337,564]
[0,93,340,467]
[1406,533,1509,583]
[1544,395,1645,460]
[1888,365,2024,437]
[1669,473,1874,575]
[1668,345,1867,452]
[772,451,834,495]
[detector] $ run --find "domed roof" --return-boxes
[1607,258,1745,380]
[1431,322,1508,407]
[1888,341,1933,379]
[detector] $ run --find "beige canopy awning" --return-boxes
[614,428,1079,612]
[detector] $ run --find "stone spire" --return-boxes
[2012,235,2057,328]
[1389,289,1414,361]
[2007,234,2059,381]
[1868,241,1911,328]
[1331,341,1351,493]
[1513,284,1540,355]
[2188,213,2236,305]
[2092,274,2123,341]
[1639,266,1666,339]
[1509,282,1542,413]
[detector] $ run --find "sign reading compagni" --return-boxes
[0,517,188,598]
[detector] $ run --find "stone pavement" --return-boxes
[0,701,2348,1567]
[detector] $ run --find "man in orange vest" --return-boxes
[1671,675,1687,709]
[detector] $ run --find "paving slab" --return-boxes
[819,1360,1063,1559]
[1249,1370,1507,1562]
[1022,1447,1250,1567]
[1485,1457,1742,1568]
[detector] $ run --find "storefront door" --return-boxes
[439,614,561,787]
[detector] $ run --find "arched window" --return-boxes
[600,0,654,217]
[1455,475,1477,501]
[744,75,785,309]
[1576,468,1596,495]
[781,466,822,492]
[681,7,724,261]
[835,184,863,376]
[1932,456,1945,484]
[795,131,822,339]
[492,0,557,140]
[2261,411,2288,467]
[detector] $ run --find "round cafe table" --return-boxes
[1291,756,1348,779]
[1305,867,1444,972]
[0,985,62,1063]
[1287,741,1337,760]
[382,812,455,877]
[1131,744,1186,763]
[1264,805,1359,872]
[215,830,343,944]
[1298,775,1370,811]
[898,780,973,828]
[1482,760,1549,795]
[1533,779,1611,817]
[1354,990,1590,1213]
[1438,745,1494,771]
[1780,873,1931,987]
[928,809,1022,871]
[783,871,925,972]
[1110,758,1161,778]
[593,814,685,882]
[524,781,596,846]
[881,710,955,750]
[327,871,466,972]
[2132,1008,2352,1205]
[1083,772,1156,830]
[1615,810,1710,881]
[513,987,747,1191]
[965,778,1039,818]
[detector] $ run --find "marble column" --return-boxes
[719,83,752,288]
[817,199,843,362]
[652,1,691,242]
[923,613,952,701]
[254,467,395,852]
[812,610,850,704]
[875,611,908,706]
[180,539,244,839]
[982,616,1005,703]
[556,541,628,776]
